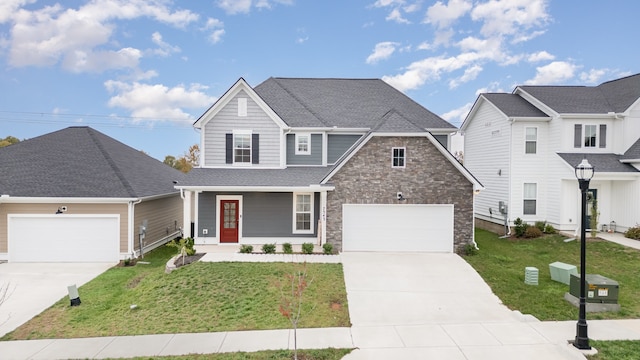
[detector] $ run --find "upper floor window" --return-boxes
[295,134,310,155]
[293,193,314,234]
[525,127,537,154]
[234,132,251,164]
[523,183,537,215]
[574,124,607,149]
[392,147,405,168]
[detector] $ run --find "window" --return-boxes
[525,127,537,154]
[295,134,310,155]
[293,193,313,233]
[584,125,597,147]
[523,183,537,215]
[234,132,251,164]
[392,147,405,168]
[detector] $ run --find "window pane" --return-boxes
[523,183,536,198]
[584,125,597,147]
[234,134,251,163]
[525,141,537,154]
[525,127,537,140]
[297,136,309,153]
[296,213,311,230]
[392,148,405,167]
[523,200,536,215]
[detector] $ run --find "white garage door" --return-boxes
[8,215,120,262]
[342,204,454,252]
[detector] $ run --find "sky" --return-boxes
[1,0,638,161]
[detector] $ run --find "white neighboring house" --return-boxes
[461,73,640,234]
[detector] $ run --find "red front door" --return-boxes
[220,200,239,243]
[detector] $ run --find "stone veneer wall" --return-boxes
[325,136,474,253]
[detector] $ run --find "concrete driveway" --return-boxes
[0,262,113,337]
[341,252,586,360]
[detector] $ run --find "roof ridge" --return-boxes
[86,127,137,197]
[270,78,330,127]
[372,108,423,132]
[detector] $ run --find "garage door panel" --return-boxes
[342,204,453,252]
[9,215,120,263]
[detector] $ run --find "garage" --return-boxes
[342,204,454,252]
[8,214,120,262]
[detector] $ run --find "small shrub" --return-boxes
[322,243,333,255]
[534,221,546,232]
[239,244,253,253]
[513,218,529,238]
[262,243,276,254]
[462,243,478,256]
[544,223,556,234]
[282,242,293,254]
[524,226,543,238]
[625,225,640,240]
[301,242,314,254]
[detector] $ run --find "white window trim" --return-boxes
[233,130,252,166]
[292,193,314,234]
[392,147,406,168]
[523,183,537,216]
[525,126,537,154]
[295,133,311,155]
[583,124,597,148]
[237,98,247,117]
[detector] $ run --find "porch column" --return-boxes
[182,190,192,238]
[320,190,327,245]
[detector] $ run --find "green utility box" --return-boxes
[569,274,619,304]
[549,262,578,285]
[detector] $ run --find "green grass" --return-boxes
[124,348,353,360]
[2,246,350,340]
[464,229,640,320]
[587,340,640,360]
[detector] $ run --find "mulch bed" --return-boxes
[173,253,205,268]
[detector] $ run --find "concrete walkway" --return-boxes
[3,245,640,359]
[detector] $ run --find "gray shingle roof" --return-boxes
[254,78,456,131]
[557,153,639,173]
[621,138,640,161]
[0,127,184,198]
[519,73,640,114]
[180,167,334,187]
[482,93,549,117]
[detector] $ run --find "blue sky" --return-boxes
[1,0,638,161]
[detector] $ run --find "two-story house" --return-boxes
[175,77,483,253]
[462,73,640,235]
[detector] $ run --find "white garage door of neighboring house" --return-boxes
[8,215,120,262]
[342,204,454,252]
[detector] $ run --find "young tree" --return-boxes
[279,262,313,360]
[0,136,20,148]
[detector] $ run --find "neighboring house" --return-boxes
[462,73,640,235]
[175,77,483,253]
[0,127,185,262]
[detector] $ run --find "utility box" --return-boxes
[549,262,578,285]
[569,274,619,304]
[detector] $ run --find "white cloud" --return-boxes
[366,41,399,64]
[527,51,554,62]
[525,61,577,85]
[580,68,608,84]
[441,101,473,126]
[105,80,216,122]
[0,0,33,23]
[372,0,405,7]
[387,8,410,24]
[449,64,482,88]
[424,0,472,29]
[6,0,199,72]
[383,53,478,91]
[150,32,181,57]
[471,0,550,38]
[217,0,293,14]
[417,41,431,50]
[204,18,225,44]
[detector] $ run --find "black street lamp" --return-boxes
[574,158,594,350]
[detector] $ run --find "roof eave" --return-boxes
[174,185,335,192]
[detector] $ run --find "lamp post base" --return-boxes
[574,321,591,350]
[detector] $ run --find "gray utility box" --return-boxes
[549,262,578,285]
[569,274,619,304]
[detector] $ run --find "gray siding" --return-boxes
[197,192,319,238]
[286,134,323,165]
[433,134,449,148]
[328,134,361,164]
[203,90,281,167]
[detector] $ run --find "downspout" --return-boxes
[129,198,142,259]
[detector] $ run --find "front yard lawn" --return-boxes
[2,246,350,340]
[465,229,640,321]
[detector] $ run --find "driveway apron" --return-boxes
[0,263,114,337]
[340,252,586,360]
